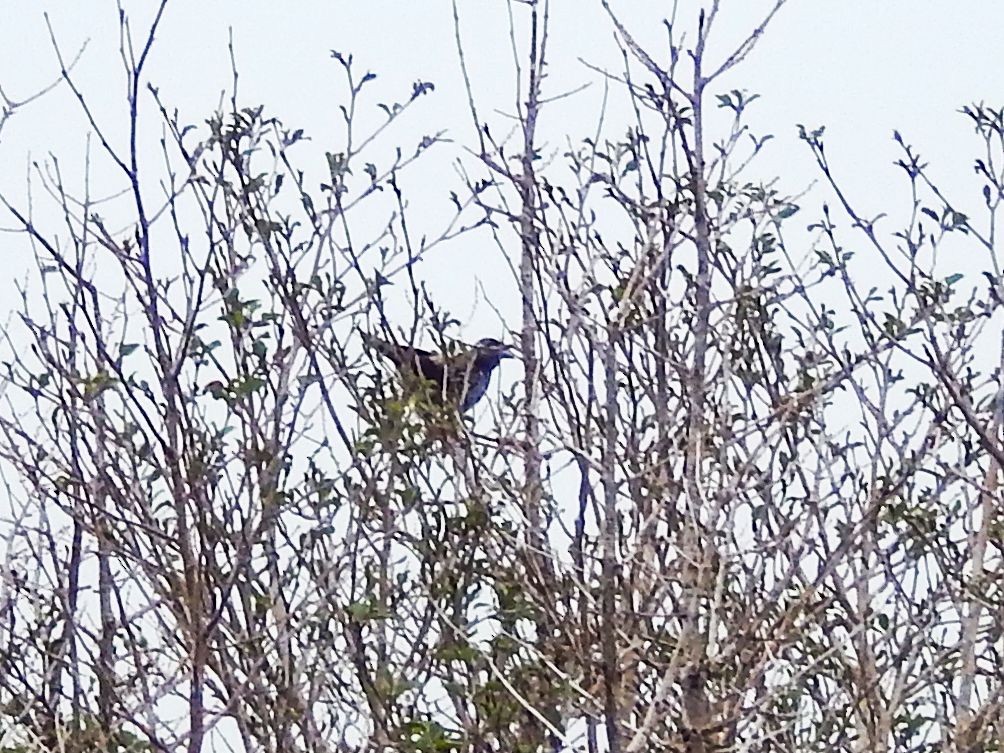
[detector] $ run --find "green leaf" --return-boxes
[345,598,389,621]
[945,273,963,286]
[234,376,265,396]
[436,642,479,663]
[82,372,117,398]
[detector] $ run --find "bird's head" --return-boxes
[473,337,516,367]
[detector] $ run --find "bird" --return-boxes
[363,333,515,412]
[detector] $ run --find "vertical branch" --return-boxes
[518,0,545,545]
[96,514,116,732]
[685,9,712,491]
[600,324,622,753]
[679,9,715,751]
[954,330,1004,749]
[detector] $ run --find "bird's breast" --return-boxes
[459,370,492,412]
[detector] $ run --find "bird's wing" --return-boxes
[362,332,422,360]
[363,333,444,382]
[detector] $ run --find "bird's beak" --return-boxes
[501,346,516,359]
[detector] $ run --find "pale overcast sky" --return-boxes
[3,1,1003,333]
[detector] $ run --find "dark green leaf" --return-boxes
[234,376,265,396]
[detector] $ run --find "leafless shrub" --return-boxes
[1,2,1001,752]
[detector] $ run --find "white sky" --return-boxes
[3,1,1003,332]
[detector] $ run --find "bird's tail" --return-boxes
[360,331,404,365]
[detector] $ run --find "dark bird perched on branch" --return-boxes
[363,333,515,412]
